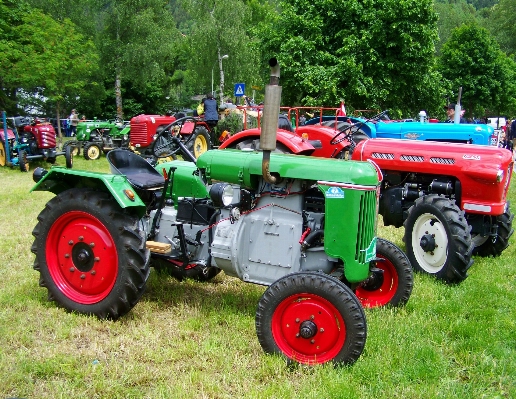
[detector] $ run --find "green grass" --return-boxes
[1,153,515,398]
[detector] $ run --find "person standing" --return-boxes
[444,104,467,123]
[203,93,219,129]
[68,109,79,136]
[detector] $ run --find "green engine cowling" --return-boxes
[197,149,381,283]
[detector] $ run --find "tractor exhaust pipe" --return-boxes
[260,58,282,184]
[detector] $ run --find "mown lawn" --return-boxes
[0,152,515,399]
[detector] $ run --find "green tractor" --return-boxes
[29,59,413,366]
[64,118,130,160]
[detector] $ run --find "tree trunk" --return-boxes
[115,70,123,120]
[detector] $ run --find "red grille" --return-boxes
[130,123,150,146]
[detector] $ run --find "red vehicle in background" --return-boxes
[129,113,213,160]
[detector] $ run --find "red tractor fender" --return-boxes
[294,125,351,158]
[218,128,317,155]
[352,138,514,216]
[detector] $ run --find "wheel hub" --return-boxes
[420,233,436,252]
[72,242,95,272]
[299,320,318,339]
[360,267,385,291]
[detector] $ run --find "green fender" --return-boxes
[30,167,147,216]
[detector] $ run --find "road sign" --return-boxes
[234,83,245,97]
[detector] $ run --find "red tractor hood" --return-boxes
[352,138,514,215]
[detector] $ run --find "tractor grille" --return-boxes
[371,152,394,160]
[430,157,455,164]
[400,154,424,162]
[130,123,149,146]
[355,189,377,263]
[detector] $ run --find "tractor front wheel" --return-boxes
[186,126,211,159]
[354,238,413,308]
[63,140,79,157]
[0,141,7,166]
[83,142,101,160]
[65,144,74,168]
[403,194,473,284]
[471,202,514,257]
[256,272,366,366]
[19,150,29,172]
[31,189,150,319]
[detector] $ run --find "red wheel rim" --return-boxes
[355,255,398,308]
[271,293,346,364]
[45,211,118,304]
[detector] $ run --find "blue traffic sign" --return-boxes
[234,83,245,97]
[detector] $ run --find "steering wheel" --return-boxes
[151,116,197,158]
[329,109,389,145]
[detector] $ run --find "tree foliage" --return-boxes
[256,0,443,117]
[1,2,98,131]
[438,24,516,117]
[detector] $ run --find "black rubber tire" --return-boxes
[472,202,514,257]
[256,272,366,366]
[83,142,102,160]
[31,189,150,320]
[403,194,473,284]
[354,238,413,308]
[63,141,79,156]
[186,126,211,159]
[19,149,29,172]
[65,144,73,168]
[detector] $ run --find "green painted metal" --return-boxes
[31,167,147,215]
[154,160,209,204]
[197,149,380,188]
[320,184,378,283]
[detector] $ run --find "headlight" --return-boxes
[209,183,234,207]
[497,169,504,183]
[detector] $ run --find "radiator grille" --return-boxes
[130,123,149,146]
[371,152,394,160]
[400,155,424,162]
[430,157,455,164]
[355,189,377,263]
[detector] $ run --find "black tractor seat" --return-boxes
[107,149,165,190]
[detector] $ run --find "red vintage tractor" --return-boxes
[219,111,514,283]
[1,112,73,171]
[129,113,213,160]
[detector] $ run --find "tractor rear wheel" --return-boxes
[0,141,6,166]
[256,272,366,366]
[83,142,101,160]
[19,149,29,172]
[31,189,150,319]
[186,126,211,158]
[354,238,413,308]
[403,194,473,284]
[63,140,79,156]
[471,202,514,257]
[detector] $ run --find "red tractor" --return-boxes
[129,113,213,160]
[1,113,72,171]
[219,111,514,283]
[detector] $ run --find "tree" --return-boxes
[256,0,444,117]
[179,0,262,104]
[3,7,99,137]
[438,24,516,118]
[489,0,516,55]
[433,0,479,54]
[91,0,183,119]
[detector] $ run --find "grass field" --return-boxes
[0,152,515,399]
